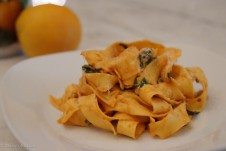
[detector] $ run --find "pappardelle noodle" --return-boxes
[50,40,208,139]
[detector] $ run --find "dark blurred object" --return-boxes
[0,29,17,47]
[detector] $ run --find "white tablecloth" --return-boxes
[0,0,226,150]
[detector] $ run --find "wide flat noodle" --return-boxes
[78,94,116,134]
[171,65,194,98]
[79,75,120,107]
[49,84,79,111]
[138,85,180,107]
[164,47,182,61]
[50,97,87,126]
[128,39,165,56]
[78,76,93,96]
[49,95,66,112]
[157,82,185,101]
[92,87,120,107]
[149,102,190,138]
[64,109,88,126]
[81,50,106,66]
[85,73,118,92]
[91,42,128,71]
[93,59,114,73]
[113,112,149,123]
[160,47,181,82]
[151,97,172,114]
[102,42,127,58]
[111,46,140,88]
[81,42,128,73]
[123,75,137,89]
[186,67,208,112]
[139,55,167,85]
[120,92,169,119]
[115,94,152,117]
[63,84,80,99]
[103,92,155,122]
[117,120,145,139]
[186,67,208,88]
[113,113,146,138]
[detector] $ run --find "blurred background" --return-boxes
[0,0,226,149]
[0,0,226,58]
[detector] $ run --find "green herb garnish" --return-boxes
[119,43,128,49]
[134,77,148,88]
[85,120,92,126]
[167,72,174,78]
[157,78,164,83]
[82,65,101,73]
[139,48,154,68]
[187,110,200,116]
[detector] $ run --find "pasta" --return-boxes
[50,39,208,139]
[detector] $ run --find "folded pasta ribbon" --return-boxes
[186,67,208,112]
[114,113,146,139]
[149,102,191,139]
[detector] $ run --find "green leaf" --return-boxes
[82,65,101,73]
[139,48,155,68]
[134,77,148,88]
[119,43,128,49]
[187,110,200,116]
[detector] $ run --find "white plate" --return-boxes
[1,43,226,151]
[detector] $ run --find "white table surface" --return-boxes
[0,0,226,150]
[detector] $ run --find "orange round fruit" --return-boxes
[0,0,22,31]
[16,4,82,57]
